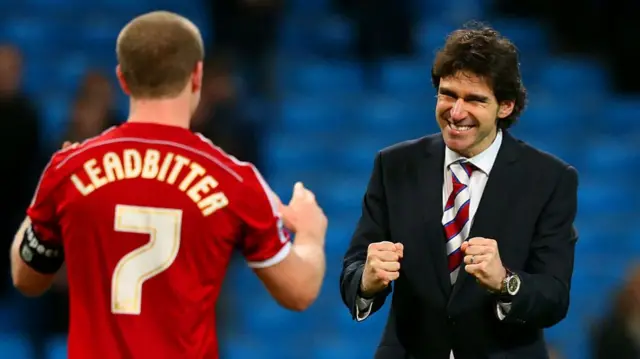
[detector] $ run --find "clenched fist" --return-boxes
[360,241,404,298]
[462,237,506,291]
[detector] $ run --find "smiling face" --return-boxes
[436,71,514,157]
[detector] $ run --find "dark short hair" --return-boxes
[116,11,204,99]
[431,21,527,129]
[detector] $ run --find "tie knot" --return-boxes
[458,161,476,177]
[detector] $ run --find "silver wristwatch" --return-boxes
[500,269,521,296]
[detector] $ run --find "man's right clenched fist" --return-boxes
[360,241,404,298]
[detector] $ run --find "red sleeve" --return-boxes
[26,153,65,245]
[237,166,291,268]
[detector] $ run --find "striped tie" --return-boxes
[442,161,475,284]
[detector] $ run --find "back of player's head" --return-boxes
[116,11,204,99]
[431,21,527,129]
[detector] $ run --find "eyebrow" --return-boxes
[438,87,490,103]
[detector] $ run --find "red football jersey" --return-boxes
[27,122,291,359]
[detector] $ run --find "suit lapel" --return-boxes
[414,136,452,296]
[449,131,523,300]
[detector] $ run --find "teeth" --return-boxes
[449,123,473,131]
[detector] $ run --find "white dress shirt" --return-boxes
[354,130,511,358]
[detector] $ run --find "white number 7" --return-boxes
[111,205,183,315]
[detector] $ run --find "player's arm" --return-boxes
[242,180,327,311]
[10,216,63,296]
[254,231,326,311]
[10,149,67,297]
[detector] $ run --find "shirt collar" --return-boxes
[444,129,503,175]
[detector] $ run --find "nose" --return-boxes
[449,99,467,120]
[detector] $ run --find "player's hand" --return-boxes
[360,241,403,298]
[462,237,507,291]
[279,182,327,241]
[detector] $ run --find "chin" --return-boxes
[444,136,475,156]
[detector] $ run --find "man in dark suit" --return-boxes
[339,23,579,359]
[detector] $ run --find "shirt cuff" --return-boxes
[495,301,512,321]
[355,295,374,321]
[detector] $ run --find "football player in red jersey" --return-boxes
[9,11,327,359]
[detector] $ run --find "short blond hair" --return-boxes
[116,11,204,98]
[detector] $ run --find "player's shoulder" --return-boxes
[33,127,119,196]
[192,133,276,210]
[191,133,265,185]
[45,127,118,174]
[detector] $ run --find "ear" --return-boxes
[497,100,515,119]
[191,61,203,93]
[115,65,130,96]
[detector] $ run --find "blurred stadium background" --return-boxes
[1,0,639,358]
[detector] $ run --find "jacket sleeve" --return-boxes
[339,152,393,319]
[501,165,579,327]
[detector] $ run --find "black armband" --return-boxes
[19,224,64,274]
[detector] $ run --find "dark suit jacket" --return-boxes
[340,132,579,359]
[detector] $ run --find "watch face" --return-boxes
[507,276,520,294]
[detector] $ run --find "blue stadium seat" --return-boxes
[314,16,353,56]
[265,133,334,172]
[22,0,80,9]
[356,95,432,132]
[515,134,582,168]
[379,60,432,94]
[146,0,205,15]
[312,338,374,359]
[418,0,487,22]
[0,300,25,333]
[570,267,622,324]
[337,136,414,172]
[1,16,58,56]
[515,95,588,137]
[416,21,458,57]
[599,96,640,134]
[319,176,368,214]
[580,139,640,175]
[562,331,590,359]
[626,237,640,256]
[0,334,35,359]
[22,61,51,95]
[45,335,67,359]
[80,17,121,47]
[221,337,299,359]
[239,299,314,335]
[336,146,377,173]
[279,96,348,133]
[326,175,367,204]
[330,302,389,339]
[223,263,265,298]
[325,220,356,256]
[53,53,90,93]
[519,60,544,89]
[537,58,609,98]
[266,169,334,202]
[277,19,314,55]
[98,0,155,14]
[578,180,632,218]
[575,222,632,259]
[281,61,364,95]
[491,19,549,58]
